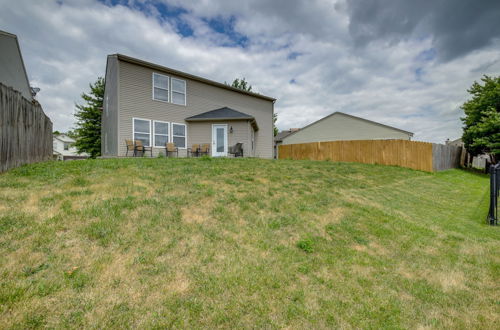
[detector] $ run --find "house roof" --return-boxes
[274,130,295,142]
[282,111,414,141]
[185,107,259,131]
[0,30,32,101]
[185,107,254,121]
[112,54,276,102]
[53,134,75,143]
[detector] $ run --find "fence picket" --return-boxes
[279,140,461,172]
[0,83,52,172]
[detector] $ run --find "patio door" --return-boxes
[212,124,227,157]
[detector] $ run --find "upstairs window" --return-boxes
[153,73,169,102]
[133,118,151,147]
[171,78,186,105]
[153,120,169,147]
[172,123,186,148]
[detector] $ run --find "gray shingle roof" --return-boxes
[185,107,255,121]
[274,130,294,142]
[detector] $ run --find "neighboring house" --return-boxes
[101,54,276,158]
[445,138,464,147]
[274,128,300,158]
[53,134,88,160]
[0,30,33,100]
[281,112,413,145]
[445,137,491,170]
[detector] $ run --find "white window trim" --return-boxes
[153,120,170,148]
[170,78,186,106]
[132,117,152,147]
[171,122,187,149]
[152,72,169,103]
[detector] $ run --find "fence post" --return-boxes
[488,164,499,225]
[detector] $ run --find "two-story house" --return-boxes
[101,54,276,158]
[53,133,88,160]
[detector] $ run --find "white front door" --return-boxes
[212,124,228,157]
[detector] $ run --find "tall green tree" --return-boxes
[273,113,278,136]
[228,77,279,136]
[74,77,104,158]
[461,75,500,161]
[230,77,252,92]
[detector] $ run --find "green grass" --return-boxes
[0,158,498,328]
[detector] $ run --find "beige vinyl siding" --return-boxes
[102,55,119,156]
[116,60,273,158]
[283,112,412,145]
[0,32,32,100]
[188,121,252,157]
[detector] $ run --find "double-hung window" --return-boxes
[171,78,186,106]
[153,73,169,102]
[153,120,169,147]
[133,118,151,147]
[172,123,186,148]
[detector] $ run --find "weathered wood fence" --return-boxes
[0,83,52,172]
[278,140,462,172]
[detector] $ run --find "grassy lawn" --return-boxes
[0,158,498,328]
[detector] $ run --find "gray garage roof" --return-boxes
[185,107,259,130]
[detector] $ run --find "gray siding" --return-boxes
[283,112,411,145]
[115,60,273,158]
[102,55,119,156]
[0,32,32,100]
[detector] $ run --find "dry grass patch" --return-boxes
[0,158,497,329]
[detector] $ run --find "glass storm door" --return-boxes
[212,124,227,157]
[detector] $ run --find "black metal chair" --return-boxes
[125,139,136,157]
[165,142,178,157]
[228,142,243,157]
[134,140,153,157]
[199,143,210,156]
[187,144,200,157]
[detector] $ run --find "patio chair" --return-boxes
[199,143,210,156]
[125,139,136,157]
[165,142,178,157]
[228,142,243,157]
[187,144,200,157]
[134,140,153,157]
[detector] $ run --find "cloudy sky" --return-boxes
[1,0,499,142]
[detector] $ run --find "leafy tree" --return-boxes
[228,77,279,135]
[66,130,78,139]
[229,78,252,92]
[53,130,61,135]
[74,77,104,158]
[273,112,278,136]
[461,75,500,162]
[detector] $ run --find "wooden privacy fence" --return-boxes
[278,140,462,172]
[0,83,52,172]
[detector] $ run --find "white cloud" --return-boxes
[0,0,499,143]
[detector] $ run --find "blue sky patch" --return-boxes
[416,48,437,62]
[415,67,424,81]
[203,15,248,47]
[287,52,303,60]
[98,0,193,37]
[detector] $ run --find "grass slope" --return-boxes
[0,158,498,328]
